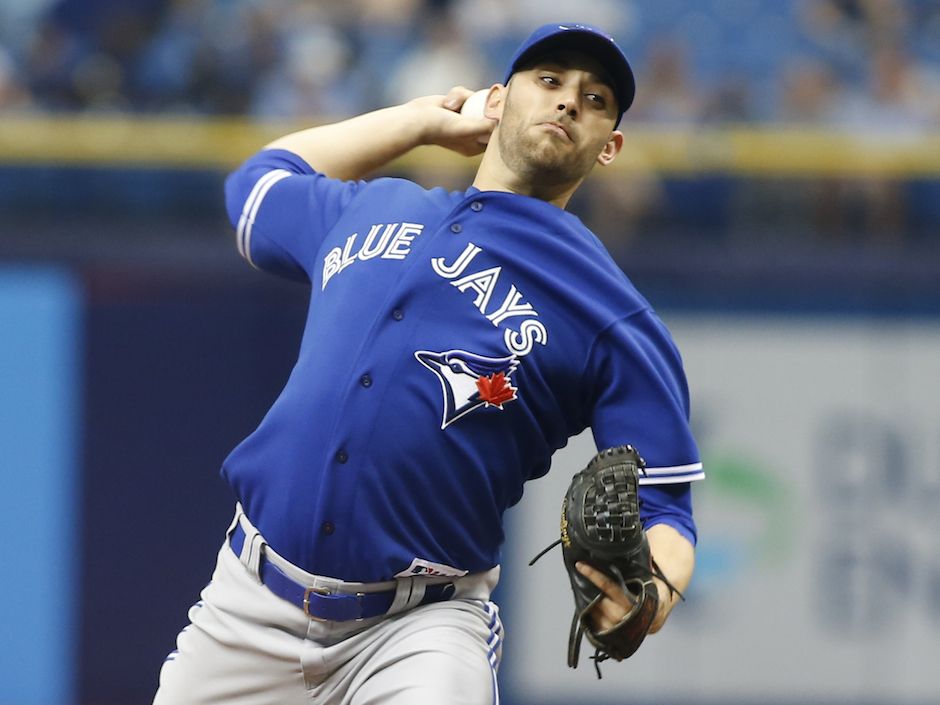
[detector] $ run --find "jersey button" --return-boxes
[335,450,349,464]
[321,521,335,536]
[360,374,372,388]
[470,201,483,212]
[450,223,462,233]
[392,309,404,321]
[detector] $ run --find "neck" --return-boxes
[471,141,582,210]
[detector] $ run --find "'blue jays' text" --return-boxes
[433,242,548,357]
[322,222,424,290]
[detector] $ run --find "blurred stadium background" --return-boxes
[1,0,938,703]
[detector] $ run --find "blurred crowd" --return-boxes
[1,0,940,128]
[0,0,938,251]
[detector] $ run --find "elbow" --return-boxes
[224,149,312,232]
[223,156,276,230]
[224,168,250,231]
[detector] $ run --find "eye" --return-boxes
[585,93,607,108]
[539,75,560,86]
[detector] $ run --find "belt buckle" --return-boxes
[303,586,332,621]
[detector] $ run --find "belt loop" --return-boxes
[387,577,426,615]
[244,532,265,581]
[226,505,240,538]
[233,506,265,582]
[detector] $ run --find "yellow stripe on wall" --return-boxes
[1,114,939,176]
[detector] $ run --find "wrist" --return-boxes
[649,576,676,633]
[403,95,471,149]
[397,101,438,148]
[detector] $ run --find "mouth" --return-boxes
[540,121,573,142]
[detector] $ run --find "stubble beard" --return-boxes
[497,100,600,189]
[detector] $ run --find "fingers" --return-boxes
[440,115,496,155]
[410,88,496,156]
[466,116,495,146]
[576,562,637,632]
[576,562,630,604]
[443,85,475,112]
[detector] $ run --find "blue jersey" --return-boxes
[223,149,704,582]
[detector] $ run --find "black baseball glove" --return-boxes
[530,445,681,677]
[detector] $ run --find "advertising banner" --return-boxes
[503,315,940,704]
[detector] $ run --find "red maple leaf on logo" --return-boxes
[476,372,517,408]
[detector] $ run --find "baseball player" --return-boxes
[153,22,703,705]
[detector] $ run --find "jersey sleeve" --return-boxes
[586,310,704,485]
[638,482,697,546]
[224,148,363,281]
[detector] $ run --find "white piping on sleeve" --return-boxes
[236,169,292,268]
[638,462,705,485]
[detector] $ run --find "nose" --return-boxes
[556,94,579,119]
[558,89,579,119]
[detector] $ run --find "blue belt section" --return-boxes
[230,524,455,621]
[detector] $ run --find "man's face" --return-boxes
[497,50,620,187]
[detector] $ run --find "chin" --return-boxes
[524,159,581,187]
[500,131,585,184]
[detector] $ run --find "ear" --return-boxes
[596,130,624,167]
[484,84,505,120]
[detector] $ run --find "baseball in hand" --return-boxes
[460,89,489,120]
[460,89,491,144]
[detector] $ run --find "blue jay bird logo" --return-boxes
[415,349,519,429]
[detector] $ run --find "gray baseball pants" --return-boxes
[152,511,503,705]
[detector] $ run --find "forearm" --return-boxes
[646,522,695,633]
[263,90,494,182]
[263,104,427,181]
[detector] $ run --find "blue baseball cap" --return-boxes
[503,23,636,126]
